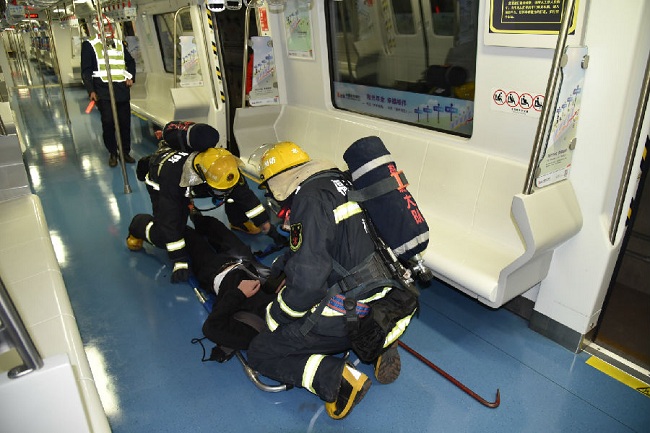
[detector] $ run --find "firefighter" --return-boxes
[126,143,277,283]
[246,142,402,420]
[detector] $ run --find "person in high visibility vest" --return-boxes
[81,20,136,168]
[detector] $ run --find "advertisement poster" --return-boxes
[249,36,279,106]
[334,82,474,136]
[535,46,587,188]
[284,0,313,59]
[179,36,202,87]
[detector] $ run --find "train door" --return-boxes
[592,136,650,373]
[210,6,258,154]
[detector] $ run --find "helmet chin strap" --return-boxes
[190,183,231,212]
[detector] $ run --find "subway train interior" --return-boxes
[0,0,649,431]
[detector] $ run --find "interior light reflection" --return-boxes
[85,346,120,416]
[28,166,42,189]
[80,154,93,175]
[41,143,66,162]
[48,230,67,266]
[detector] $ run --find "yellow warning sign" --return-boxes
[586,356,650,398]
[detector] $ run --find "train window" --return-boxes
[326,0,478,137]
[151,11,204,86]
[392,0,416,35]
[430,0,456,36]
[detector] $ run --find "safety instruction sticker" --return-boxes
[491,88,544,118]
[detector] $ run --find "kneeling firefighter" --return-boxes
[126,129,279,283]
[246,141,419,420]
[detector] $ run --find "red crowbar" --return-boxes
[398,340,501,408]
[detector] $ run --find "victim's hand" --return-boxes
[238,279,261,298]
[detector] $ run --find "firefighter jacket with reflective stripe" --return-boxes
[266,170,377,337]
[228,175,270,227]
[80,38,135,102]
[145,148,193,264]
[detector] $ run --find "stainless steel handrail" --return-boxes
[173,6,192,89]
[609,51,650,244]
[523,0,576,194]
[46,9,71,125]
[0,276,44,379]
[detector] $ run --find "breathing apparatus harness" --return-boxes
[295,171,420,361]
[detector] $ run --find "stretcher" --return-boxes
[189,275,291,392]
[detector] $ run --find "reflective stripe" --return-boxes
[302,354,325,395]
[384,311,415,348]
[90,39,127,82]
[277,289,308,318]
[144,174,159,191]
[333,202,362,224]
[393,232,430,258]
[359,286,392,303]
[166,239,186,252]
[265,302,279,332]
[245,204,266,219]
[320,306,344,317]
[144,221,154,243]
[350,154,393,181]
[173,261,188,272]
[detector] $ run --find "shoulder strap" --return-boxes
[347,171,408,203]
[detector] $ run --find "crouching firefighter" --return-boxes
[126,138,277,283]
[246,142,419,420]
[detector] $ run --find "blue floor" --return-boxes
[12,85,650,432]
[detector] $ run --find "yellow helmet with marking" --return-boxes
[258,141,310,187]
[193,147,241,191]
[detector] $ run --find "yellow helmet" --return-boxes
[193,148,241,191]
[258,141,310,186]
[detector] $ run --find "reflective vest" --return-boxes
[90,37,128,82]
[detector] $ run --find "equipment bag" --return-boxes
[161,121,220,152]
[348,284,418,363]
[343,136,429,262]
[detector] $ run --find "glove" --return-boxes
[171,261,190,283]
[267,224,288,246]
[136,156,151,182]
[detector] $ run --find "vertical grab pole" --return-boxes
[609,52,650,244]
[45,9,72,125]
[92,3,132,194]
[523,0,576,195]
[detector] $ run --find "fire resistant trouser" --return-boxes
[247,317,351,403]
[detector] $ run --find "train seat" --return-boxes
[0,134,30,201]
[233,105,282,170]
[131,72,174,127]
[131,72,210,128]
[0,135,111,432]
[233,104,583,309]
